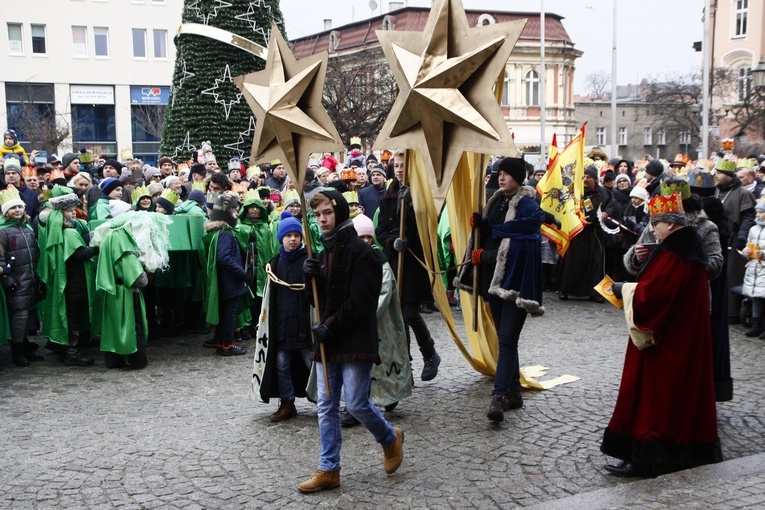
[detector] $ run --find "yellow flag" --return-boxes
[537,124,587,257]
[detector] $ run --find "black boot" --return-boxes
[746,317,764,337]
[63,332,94,367]
[23,340,44,362]
[10,343,29,367]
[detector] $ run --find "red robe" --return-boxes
[601,226,722,469]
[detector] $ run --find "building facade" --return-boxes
[711,0,765,149]
[1,0,181,162]
[290,7,582,155]
[576,100,698,162]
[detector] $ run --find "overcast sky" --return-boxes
[280,0,704,94]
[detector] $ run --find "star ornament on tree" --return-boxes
[373,0,525,196]
[234,24,342,194]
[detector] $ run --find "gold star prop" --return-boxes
[234,23,342,195]
[373,0,525,199]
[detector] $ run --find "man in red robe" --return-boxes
[604,192,723,477]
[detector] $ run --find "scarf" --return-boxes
[280,243,307,262]
[320,219,354,250]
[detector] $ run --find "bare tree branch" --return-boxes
[585,71,611,100]
[131,104,167,139]
[7,84,69,154]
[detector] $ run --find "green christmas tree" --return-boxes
[160,0,285,165]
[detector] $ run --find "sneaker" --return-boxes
[421,352,441,381]
[217,343,248,356]
[418,303,433,314]
[298,469,340,493]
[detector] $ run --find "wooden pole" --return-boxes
[300,198,330,398]
[396,149,411,302]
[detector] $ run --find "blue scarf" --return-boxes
[280,243,306,262]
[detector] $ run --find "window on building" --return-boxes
[657,128,666,145]
[619,127,628,146]
[596,127,606,146]
[5,83,56,152]
[501,71,510,106]
[153,29,167,59]
[7,23,23,55]
[132,29,147,58]
[679,130,692,145]
[72,104,116,149]
[738,66,751,102]
[31,24,46,54]
[72,26,87,57]
[94,27,109,57]
[734,0,748,37]
[525,70,539,106]
[643,127,652,145]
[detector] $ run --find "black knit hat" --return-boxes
[645,159,664,177]
[584,165,599,179]
[103,159,123,172]
[189,163,207,177]
[497,157,526,187]
[317,188,349,225]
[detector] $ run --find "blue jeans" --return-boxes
[316,361,397,472]
[488,297,527,395]
[276,348,311,399]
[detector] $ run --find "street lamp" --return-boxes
[752,58,765,90]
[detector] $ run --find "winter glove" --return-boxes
[303,257,320,278]
[398,185,412,206]
[471,249,484,265]
[312,322,333,344]
[612,282,624,300]
[393,237,408,252]
[469,213,482,229]
[552,217,562,230]
[2,256,15,275]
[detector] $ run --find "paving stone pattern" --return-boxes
[0,293,763,508]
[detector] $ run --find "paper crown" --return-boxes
[50,169,66,182]
[242,189,260,205]
[737,158,755,170]
[159,188,179,205]
[3,156,21,172]
[270,159,282,166]
[687,169,716,189]
[21,166,37,178]
[340,168,357,181]
[132,185,151,203]
[647,192,684,217]
[721,138,734,151]
[120,148,134,161]
[232,182,248,195]
[342,190,359,204]
[715,158,737,174]
[282,189,300,205]
[191,181,207,192]
[0,185,25,214]
[660,179,691,200]
[246,165,260,179]
[204,152,216,163]
[349,136,361,148]
[380,150,393,161]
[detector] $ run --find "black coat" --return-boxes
[307,225,382,364]
[0,220,39,310]
[269,248,311,350]
[375,178,432,304]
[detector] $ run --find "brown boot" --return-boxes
[297,469,340,493]
[269,398,297,422]
[382,427,404,474]
[446,290,459,306]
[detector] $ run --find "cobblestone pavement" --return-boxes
[1,292,764,509]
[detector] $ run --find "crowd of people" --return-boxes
[0,123,756,488]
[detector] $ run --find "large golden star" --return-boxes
[373,0,525,196]
[234,24,342,194]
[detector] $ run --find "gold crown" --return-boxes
[342,190,359,204]
[380,150,392,161]
[50,169,65,181]
[159,188,179,204]
[270,159,282,166]
[232,182,248,195]
[3,156,21,171]
[242,189,260,204]
[21,166,37,178]
[350,136,361,147]
[132,185,151,203]
[283,189,300,203]
[340,168,357,181]
[0,185,22,206]
[737,158,755,170]
[191,181,207,192]
[647,192,684,217]
[721,138,735,151]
